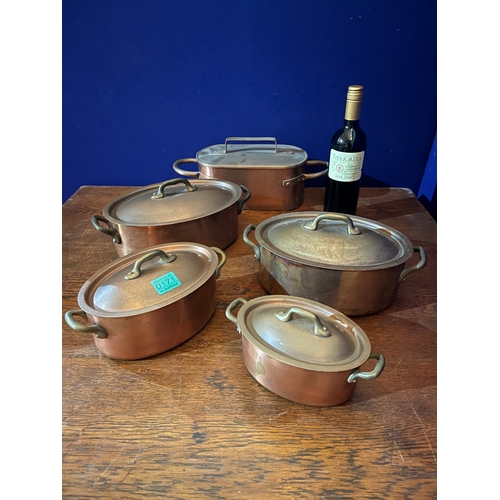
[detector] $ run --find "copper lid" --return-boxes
[254,212,413,270]
[78,243,225,316]
[196,137,308,169]
[102,178,243,226]
[228,295,371,372]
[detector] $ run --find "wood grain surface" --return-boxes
[62,186,437,499]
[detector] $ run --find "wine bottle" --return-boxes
[323,85,367,215]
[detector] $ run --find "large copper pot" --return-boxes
[226,295,385,406]
[92,178,250,256]
[243,212,427,316]
[64,243,226,360]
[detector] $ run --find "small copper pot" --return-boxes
[65,243,226,360]
[226,295,385,406]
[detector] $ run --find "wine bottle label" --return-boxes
[328,150,365,182]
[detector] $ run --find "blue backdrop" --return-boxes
[62,0,437,205]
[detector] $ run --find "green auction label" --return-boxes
[150,272,182,295]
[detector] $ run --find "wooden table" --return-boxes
[62,187,437,499]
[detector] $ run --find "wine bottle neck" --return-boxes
[343,119,361,128]
[344,99,362,121]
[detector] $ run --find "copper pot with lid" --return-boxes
[226,295,385,406]
[243,212,427,316]
[64,242,226,360]
[172,137,328,210]
[92,178,250,256]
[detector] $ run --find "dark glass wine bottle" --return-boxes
[323,85,367,215]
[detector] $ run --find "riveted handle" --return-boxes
[64,310,107,339]
[211,247,227,279]
[303,213,362,235]
[242,224,261,262]
[347,353,386,383]
[275,306,331,338]
[397,246,427,284]
[225,298,248,328]
[91,215,122,244]
[224,137,277,153]
[172,158,200,177]
[151,178,198,199]
[125,249,177,280]
[282,160,329,187]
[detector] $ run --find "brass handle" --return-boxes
[172,158,200,177]
[224,137,277,153]
[211,247,227,279]
[397,246,427,283]
[242,224,261,262]
[64,310,107,339]
[304,160,328,180]
[347,353,386,383]
[303,213,362,235]
[275,306,331,338]
[151,178,198,199]
[282,160,329,187]
[302,160,329,180]
[225,298,248,330]
[125,250,177,280]
[91,215,122,244]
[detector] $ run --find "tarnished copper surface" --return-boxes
[199,166,305,211]
[109,206,239,256]
[173,138,327,210]
[93,178,246,256]
[244,211,426,316]
[258,259,402,317]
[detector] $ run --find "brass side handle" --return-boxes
[91,215,122,244]
[64,309,107,339]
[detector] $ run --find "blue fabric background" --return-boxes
[63,0,437,207]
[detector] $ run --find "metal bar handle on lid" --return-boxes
[224,137,278,154]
